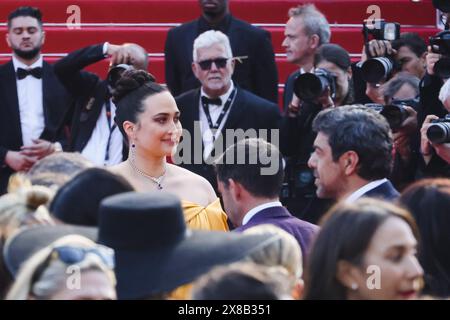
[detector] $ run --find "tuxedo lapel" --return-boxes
[221,87,245,131]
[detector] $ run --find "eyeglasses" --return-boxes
[197,57,230,70]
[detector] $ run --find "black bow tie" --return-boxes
[201,96,222,106]
[16,67,42,80]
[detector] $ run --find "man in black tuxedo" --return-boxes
[0,7,71,194]
[174,30,280,191]
[54,43,148,166]
[308,105,399,204]
[165,0,278,103]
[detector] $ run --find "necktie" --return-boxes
[201,96,222,106]
[16,67,43,80]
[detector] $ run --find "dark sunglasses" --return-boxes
[197,57,230,70]
[52,245,115,268]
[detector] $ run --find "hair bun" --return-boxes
[22,186,54,210]
[112,69,156,103]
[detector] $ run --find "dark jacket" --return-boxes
[175,86,280,190]
[165,14,278,103]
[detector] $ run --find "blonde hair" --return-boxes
[243,224,303,279]
[0,183,54,241]
[6,235,115,300]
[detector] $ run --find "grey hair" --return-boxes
[381,72,420,103]
[6,235,115,300]
[193,30,233,62]
[288,4,331,45]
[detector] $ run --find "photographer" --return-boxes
[54,43,148,166]
[419,78,450,177]
[379,72,421,189]
[279,44,352,223]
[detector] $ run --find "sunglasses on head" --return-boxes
[52,245,115,268]
[197,57,230,70]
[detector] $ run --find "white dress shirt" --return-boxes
[81,98,123,166]
[199,81,235,160]
[345,178,388,203]
[13,55,44,147]
[242,201,283,226]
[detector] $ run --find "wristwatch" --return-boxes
[53,142,63,153]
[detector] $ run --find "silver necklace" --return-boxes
[129,159,166,190]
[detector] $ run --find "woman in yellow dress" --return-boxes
[109,70,228,232]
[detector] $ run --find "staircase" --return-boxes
[0,0,440,105]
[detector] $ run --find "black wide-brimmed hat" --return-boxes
[98,191,280,299]
[3,225,98,277]
[50,168,134,226]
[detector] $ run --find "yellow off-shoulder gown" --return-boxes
[169,198,229,300]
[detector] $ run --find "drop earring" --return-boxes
[351,283,359,290]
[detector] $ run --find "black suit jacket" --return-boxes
[175,87,281,189]
[363,180,400,201]
[0,60,71,194]
[165,15,278,103]
[54,44,128,160]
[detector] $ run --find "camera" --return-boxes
[365,99,416,130]
[293,68,336,103]
[107,64,134,90]
[362,19,400,42]
[429,31,450,78]
[427,114,450,144]
[361,19,401,84]
[433,0,450,13]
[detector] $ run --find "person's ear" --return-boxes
[336,260,362,294]
[228,179,243,201]
[123,121,137,142]
[309,34,320,50]
[292,278,304,300]
[192,61,200,78]
[5,33,11,48]
[339,151,359,176]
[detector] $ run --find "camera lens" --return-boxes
[361,57,394,83]
[427,122,450,144]
[294,73,325,101]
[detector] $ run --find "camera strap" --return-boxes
[201,88,237,131]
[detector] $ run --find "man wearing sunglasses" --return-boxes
[165,0,278,103]
[176,30,280,192]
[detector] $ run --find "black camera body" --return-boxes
[427,114,450,144]
[293,68,336,103]
[430,31,450,78]
[361,20,401,84]
[365,99,415,130]
[107,64,134,91]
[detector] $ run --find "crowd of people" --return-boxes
[1,1,450,300]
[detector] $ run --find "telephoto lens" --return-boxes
[293,68,336,102]
[361,57,395,84]
[427,119,450,144]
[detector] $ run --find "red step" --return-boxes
[0,0,436,25]
[0,55,302,85]
[0,26,439,56]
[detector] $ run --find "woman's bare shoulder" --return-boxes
[168,164,217,201]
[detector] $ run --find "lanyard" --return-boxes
[104,98,117,163]
[201,88,237,130]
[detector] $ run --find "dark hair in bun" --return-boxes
[113,69,166,139]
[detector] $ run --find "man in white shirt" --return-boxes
[308,105,399,204]
[54,42,148,166]
[0,6,70,194]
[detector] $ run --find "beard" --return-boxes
[13,46,41,60]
